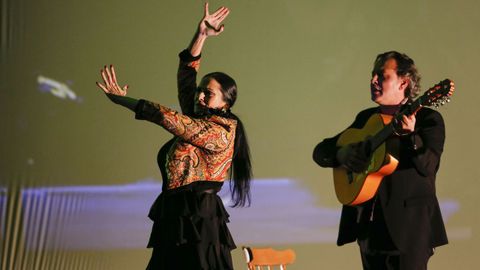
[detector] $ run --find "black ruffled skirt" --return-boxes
[146,181,236,270]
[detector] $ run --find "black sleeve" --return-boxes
[402,109,445,177]
[312,108,376,168]
[313,135,342,168]
[177,49,201,116]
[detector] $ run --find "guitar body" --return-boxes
[333,114,398,205]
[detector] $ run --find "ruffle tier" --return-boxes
[146,181,236,270]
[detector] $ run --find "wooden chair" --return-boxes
[242,246,296,270]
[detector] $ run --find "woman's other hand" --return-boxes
[96,65,129,97]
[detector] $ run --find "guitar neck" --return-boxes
[369,124,393,151]
[368,98,424,152]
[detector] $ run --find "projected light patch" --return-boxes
[6,179,463,251]
[37,75,82,102]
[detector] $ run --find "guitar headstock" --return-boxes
[423,79,455,108]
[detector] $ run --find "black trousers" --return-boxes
[357,198,433,270]
[359,248,433,270]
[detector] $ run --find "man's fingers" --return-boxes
[347,158,369,173]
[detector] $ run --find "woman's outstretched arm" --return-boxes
[95,65,233,152]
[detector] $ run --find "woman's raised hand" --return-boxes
[198,2,230,36]
[96,65,129,97]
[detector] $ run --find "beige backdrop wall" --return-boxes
[1,0,478,269]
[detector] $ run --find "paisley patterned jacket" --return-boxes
[134,50,236,190]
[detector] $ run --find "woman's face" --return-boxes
[194,78,228,114]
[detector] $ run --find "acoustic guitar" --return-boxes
[333,79,455,206]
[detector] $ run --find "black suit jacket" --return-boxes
[313,107,448,253]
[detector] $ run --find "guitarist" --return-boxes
[313,51,448,270]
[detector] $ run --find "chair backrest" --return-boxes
[242,246,296,270]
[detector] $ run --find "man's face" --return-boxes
[370,58,407,106]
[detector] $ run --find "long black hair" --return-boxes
[201,72,252,207]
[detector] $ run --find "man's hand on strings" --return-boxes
[336,142,371,173]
